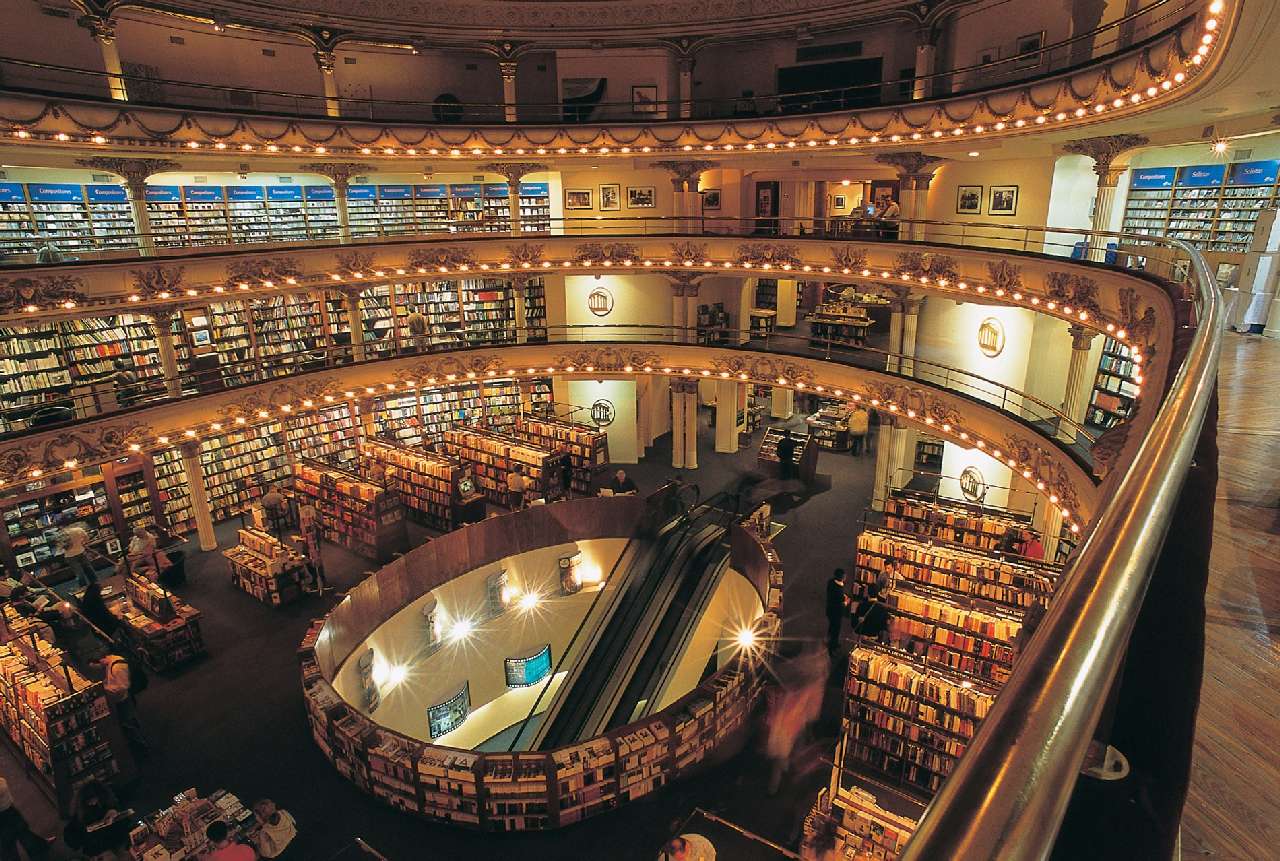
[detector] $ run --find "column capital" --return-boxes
[313,50,337,74]
[178,439,201,458]
[75,157,181,196]
[667,271,702,297]
[140,305,178,326]
[651,160,716,192]
[671,379,700,395]
[874,151,947,181]
[1062,134,1149,181]
[78,14,117,44]
[1067,323,1097,350]
[903,297,924,315]
[479,162,548,184]
[498,60,518,81]
[299,162,371,191]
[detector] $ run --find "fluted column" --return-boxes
[481,162,549,236]
[671,381,687,469]
[1062,134,1150,261]
[512,276,529,343]
[301,163,370,244]
[886,302,904,374]
[80,16,128,101]
[900,297,923,377]
[912,28,938,100]
[652,161,716,232]
[770,386,793,419]
[147,307,182,397]
[314,50,341,117]
[677,55,695,118]
[180,441,218,551]
[1060,324,1098,442]
[1034,501,1065,563]
[874,152,947,242]
[672,379,700,470]
[75,157,180,256]
[340,287,367,362]
[499,61,519,122]
[871,416,897,511]
[669,273,702,343]
[715,380,740,453]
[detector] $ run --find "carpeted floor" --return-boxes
[3,400,878,861]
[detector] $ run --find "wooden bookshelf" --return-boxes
[198,423,291,522]
[882,587,1020,686]
[152,447,194,535]
[883,492,1045,559]
[292,461,408,563]
[441,426,568,506]
[0,471,116,585]
[512,417,609,495]
[1088,336,1139,430]
[358,439,461,531]
[223,527,304,607]
[284,403,361,466]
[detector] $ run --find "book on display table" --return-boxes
[108,575,206,671]
[223,527,305,606]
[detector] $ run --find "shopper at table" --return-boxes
[128,527,170,577]
[0,775,53,860]
[63,778,123,857]
[76,583,120,639]
[775,429,797,480]
[58,522,97,589]
[94,653,147,751]
[253,799,298,859]
[605,468,638,495]
[847,407,870,456]
[203,820,255,861]
[825,568,849,656]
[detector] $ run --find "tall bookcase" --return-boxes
[517,182,552,233]
[284,403,361,466]
[0,471,115,584]
[198,423,291,522]
[481,183,511,233]
[513,417,609,495]
[292,461,408,563]
[441,426,568,505]
[152,447,194,535]
[1121,160,1280,254]
[359,439,462,531]
[449,184,485,232]
[1088,336,1139,430]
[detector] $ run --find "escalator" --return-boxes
[535,491,739,749]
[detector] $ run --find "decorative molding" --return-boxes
[550,347,666,373]
[1117,286,1158,348]
[224,256,302,288]
[0,421,152,482]
[670,241,708,264]
[298,162,371,190]
[1002,433,1084,509]
[706,354,816,387]
[504,243,544,269]
[335,251,376,277]
[830,246,868,271]
[864,381,964,429]
[313,50,337,74]
[129,265,186,300]
[479,162,549,184]
[0,275,89,314]
[650,160,716,190]
[986,260,1023,293]
[1089,415,1135,479]
[1067,323,1097,351]
[874,151,947,178]
[572,242,641,266]
[73,157,181,193]
[895,252,958,281]
[736,243,801,269]
[406,247,478,271]
[216,378,341,422]
[1045,272,1101,316]
[1062,134,1150,179]
[668,271,701,296]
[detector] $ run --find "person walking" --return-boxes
[0,776,52,860]
[94,653,147,751]
[59,522,96,589]
[825,569,850,655]
[847,406,870,456]
[506,465,528,511]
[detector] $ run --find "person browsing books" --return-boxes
[253,799,297,859]
[202,820,254,861]
[774,429,797,481]
[507,465,528,511]
[825,569,850,655]
[58,522,96,588]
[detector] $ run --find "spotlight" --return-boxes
[448,618,475,642]
[517,592,541,611]
[735,627,758,649]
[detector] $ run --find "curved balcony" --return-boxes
[0,215,1220,855]
[0,0,1229,159]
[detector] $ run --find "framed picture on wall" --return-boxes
[626,186,656,208]
[702,188,721,210]
[631,85,659,114]
[1015,32,1044,68]
[834,195,847,209]
[599,183,621,211]
[956,185,983,215]
[976,46,1000,66]
[565,188,593,210]
[756,185,775,217]
[989,185,1019,216]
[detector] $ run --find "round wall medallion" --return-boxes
[977,317,1006,358]
[590,399,616,427]
[587,287,614,317]
[959,465,988,503]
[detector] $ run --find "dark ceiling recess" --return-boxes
[796,41,863,63]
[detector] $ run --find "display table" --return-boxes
[106,576,205,672]
[808,312,872,348]
[805,406,852,450]
[756,428,818,484]
[127,788,259,860]
[748,309,776,337]
[223,528,305,607]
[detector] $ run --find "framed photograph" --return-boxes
[564,188,593,210]
[989,185,1019,216]
[756,186,775,217]
[701,188,721,211]
[599,183,620,211]
[976,46,1000,66]
[1015,32,1044,68]
[956,185,983,215]
[626,186,656,208]
[105,538,122,556]
[834,195,847,209]
[631,85,659,114]
[191,329,212,347]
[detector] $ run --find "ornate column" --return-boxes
[714,381,740,454]
[1060,323,1098,442]
[1033,500,1065,564]
[677,55,695,118]
[871,416,898,511]
[912,27,939,100]
[770,386,793,419]
[339,287,367,362]
[300,163,370,244]
[481,162,549,236]
[75,157,180,256]
[668,273,704,343]
[179,441,218,551]
[900,296,924,378]
[1063,134,1149,261]
[874,152,947,241]
[888,424,917,491]
[671,380,687,469]
[314,50,341,117]
[499,61,519,122]
[885,293,905,374]
[79,16,128,101]
[512,276,530,343]
[652,161,716,232]
[670,379,700,470]
[146,307,182,397]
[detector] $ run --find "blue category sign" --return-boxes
[519,182,550,196]
[145,185,182,202]
[303,185,335,201]
[377,184,413,200]
[226,185,265,201]
[483,182,510,197]
[1227,159,1280,186]
[1129,167,1176,189]
[449,183,482,198]
[183,185,225,202]
[86,184,128,203]
[267,185,304,202]
[347,185,376,200]
[0,182,24,202]
[1176,164,1226,188]
[414,184,448,199]
[28,183,84,203]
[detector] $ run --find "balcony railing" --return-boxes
[0,0,1194,124]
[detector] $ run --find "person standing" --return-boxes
[0,776,51,860]
[847,406,870,456]
[825,569,850,655]
[59,522,96,589]
[405,310,428,353]
[506,465,528,511]
[94,653,146,750]
[775,428,797,481]
[559,451,574,500]
[252,799,298,860]
[110,359,139,409]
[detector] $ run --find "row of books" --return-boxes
[292,462,408,562]
[358,440,461,531]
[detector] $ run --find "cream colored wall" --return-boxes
[567,379,639,463]
[1045,154,1100,256]
[333,538,628,742]
[0,167,114,185]
[699,168,745,233]
[562,273,673,337]
[915,298,1038,401]
[556,48,674,120]
[558,167,676,224]
[924,156,1057,249]
[332,46,501,115]
[0,5,106,96]
[939,443,1018,511]
[635,374,672,453]
[827,182,867,217]
[943,5,1074,92]
[1022,313,1105,409]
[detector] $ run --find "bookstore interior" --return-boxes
[0,0,1265,858]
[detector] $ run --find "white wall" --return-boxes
[915,299,1038,402]
[1045,154,1100,257]
[558,166,676,225]
[333,538,628,742]
[939,443,1017,511]
[567,379,639,463]
[562,274,672,337]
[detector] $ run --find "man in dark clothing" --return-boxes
[853,590,891,642]
[825,569,850,655]
[605,468,638,495]
[775,428,797,481]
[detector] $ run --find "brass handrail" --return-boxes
[899,235,1220,857]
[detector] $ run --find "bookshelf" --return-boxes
[883,587,1020,686]
[395,281,464,349]
[914,437,944,473]
[855,529,1054,611]
[263,185,310,242]
[517,182,552,233]
[358,439,461,531]
[303,185,341,240]
[182,186,232,246]
[251,293,325,378]
[462,280,516,346]
[482,753,552,830]
[754,279,778,310]
[372,394,426,446]
[226,186,272,245]
[420,384,485,440]
[284,403,361,466]
[1121,160,1280,254]
[441,426,568,505]
[1088,336,1138,429]
[481,183,511,233]
[223,527,305,606]
[696,303,732,346]
[524,378,552,413]
[198,422,291,522]
[449,184,485,232]
[806,405,850,451]
[0,610,125,812]
[144,186,187,247]
[58,314,163,398]
[808,308,872,349]
[0,471,116,585]
[27,183,96,254]
[104,457,159,539]
[481,379,522,433]
[523,278,548,341]
[107,575,206,671]
[513,416,609,495]
[0,321,73,429]
[552,738,616,825]
[85,184,137,250]
[292,461,408,563]
[205,302,256,387]
[413,184,452,233]
[360,285,397,358]
[346,185,381,238]
[883,492,1043,558]
[0,182,36,255]
[152,447,194,535]
[375,185,417,236]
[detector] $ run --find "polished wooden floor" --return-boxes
[1181,332,1280,860]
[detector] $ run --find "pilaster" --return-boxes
[74,157,181,256]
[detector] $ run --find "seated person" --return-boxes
[64,779,132,857]
[127,527,170,576]
[603,468,638,495]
